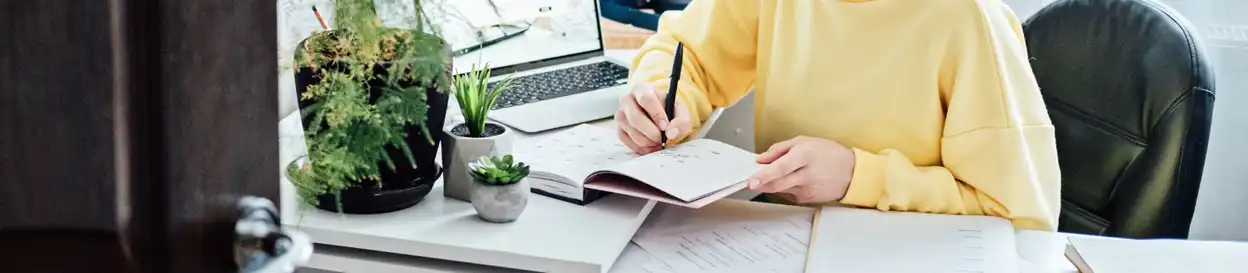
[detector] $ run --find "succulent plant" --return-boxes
[453,63,514,137]
[468,155,530,186]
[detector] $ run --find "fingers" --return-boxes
[665,98,693,141]
[754,168,809,193]
[623,100,663,144]
[615,110,658,154]
[775,186,813,204]
[757,138,801,163]
[747,153,806,189]
[615,115,644,153]
[631,85,670,130]
[620,92,663,146]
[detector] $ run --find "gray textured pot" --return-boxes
[441,122,513,202]
[471,177,530,223]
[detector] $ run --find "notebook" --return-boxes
[1064,236,1248,273]
[515,124,761,207]
[805,206,1019,273]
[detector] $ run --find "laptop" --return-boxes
[438,0,632,133]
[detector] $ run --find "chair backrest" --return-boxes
[1022,0,1216,238]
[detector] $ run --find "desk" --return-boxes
[299,216,1084,273]
[282,49,663,273]
[281,113,657,273]
[282,48,1083,273]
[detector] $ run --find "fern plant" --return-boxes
[468,155,531,186]
[285,0,450,211]
[452,63,514,137]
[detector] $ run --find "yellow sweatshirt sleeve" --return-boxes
[838,2,1062,231]
[628,0,759,142]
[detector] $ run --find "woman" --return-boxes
[615,0,1061,231]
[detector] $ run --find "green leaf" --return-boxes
[379,149,397,171]
[399,141,417,168]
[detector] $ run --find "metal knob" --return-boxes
[234,196,313,273]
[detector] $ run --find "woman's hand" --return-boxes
[747,136,856,204]
[615,83,693,154]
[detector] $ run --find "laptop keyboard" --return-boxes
[488,61,630,110]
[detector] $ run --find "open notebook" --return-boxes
[805,206,1019,273]
[516,124,761,207]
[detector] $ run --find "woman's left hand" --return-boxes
[747,136,856,204]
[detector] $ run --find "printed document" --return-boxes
[620,200,816,273]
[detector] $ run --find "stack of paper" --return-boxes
[611,199,816,273]
[611,200,1024,273]
[1066,236,1248,273]
[805,207,1019,273]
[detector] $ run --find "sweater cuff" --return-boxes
[840,148,886,207]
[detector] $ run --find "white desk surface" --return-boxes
[281,113,659,273]
[281,48,1084,273]
[301,208,1084,273]
[281,49,654,273]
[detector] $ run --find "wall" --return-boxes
[1164,0,1248,241]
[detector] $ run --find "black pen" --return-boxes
[662,43,684,148]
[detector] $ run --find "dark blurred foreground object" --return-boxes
[0,0,292,272]
[599,0,691,31]
[1023,0,1216,239]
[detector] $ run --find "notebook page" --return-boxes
[807,207,1018,273]
[596,139,761,202]
[1068,236,1248,273]
[514,124,638,184]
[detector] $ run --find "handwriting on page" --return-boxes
[519,126,636,167]
[514,125,640,182]
[631,220,809,273]
[648,142,716,167]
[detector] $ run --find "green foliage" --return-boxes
[452,63,513,137]
[469,155,531,186]
[285,0,449,210]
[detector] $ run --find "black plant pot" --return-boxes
[294,31,451,214]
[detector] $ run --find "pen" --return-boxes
[661,42,684,148]
[312,6,329,31]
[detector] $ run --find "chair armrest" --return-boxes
[691,108,725,140]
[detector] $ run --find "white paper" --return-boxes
[618,200,815,273]
[603,139,762,202]
[632,221,809,273]
[637,202,813,239]
[1068,236,1248,273]
[609,243,682,273]
[806,207,1019,273]
[515,124,638,184]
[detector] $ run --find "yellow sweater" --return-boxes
[629,0,1061,231]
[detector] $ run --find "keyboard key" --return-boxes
[487,61,630,110]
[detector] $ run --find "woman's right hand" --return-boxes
[615,83,693,155]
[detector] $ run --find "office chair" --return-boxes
[1023,0,1216,238]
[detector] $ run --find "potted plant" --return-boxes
[468,155,531,223]
[441,64,515,201]
[284,0,452,214]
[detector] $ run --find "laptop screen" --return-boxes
[428,0,604,75]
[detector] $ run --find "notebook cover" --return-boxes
[583,174,746,209]
[530,187,610,206]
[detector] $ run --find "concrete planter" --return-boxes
[441,122,513,202]
[470,177,530,223]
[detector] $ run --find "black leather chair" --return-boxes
[1022,0,1216,239]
